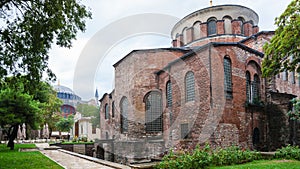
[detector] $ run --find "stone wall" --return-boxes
[54,143,94,157]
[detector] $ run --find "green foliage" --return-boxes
[0,81,41,129]
[288,98,300,120]
[275,145,300,160]
[211,146,261,166]
[156,145,261,169]
[76,103,100,127]
[0,0,92,82]
[55,115,74,132]
[262,0,300,77]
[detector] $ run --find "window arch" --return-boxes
[238,17,245,34]
[166,81,172,107]
[120,97,128,133]
[207,18,217,36]
[185,71,195,102]
[104,103,109,119]
[193,21,201,40]
[246,71,251,102]
[145,91,163,133]
[224,57,233,98]
[182,27,188,44]
[223,16,232,34]
[253,74,260,101]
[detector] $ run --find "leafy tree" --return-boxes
[55,115,74,137]
[0,0,92,82]
[35,82,62,134]
[0,81,41,150]
[76,103,100,127]
[262,0,300,77]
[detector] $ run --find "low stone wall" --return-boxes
[95,139,165,164]
[52,143,94,157]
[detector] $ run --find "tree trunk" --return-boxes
[7,125,18,150]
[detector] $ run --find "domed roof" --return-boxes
[53,85,74,94]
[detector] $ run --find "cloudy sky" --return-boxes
[48,0,291,100]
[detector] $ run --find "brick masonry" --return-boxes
[97,4,300,163]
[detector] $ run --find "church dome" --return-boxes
[171,5,259,47]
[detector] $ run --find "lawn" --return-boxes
[0,143,63,169]
[211,159,300,169]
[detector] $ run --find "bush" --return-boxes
[156,145,261,169]
[275,145,300,160]
[211,146,261,166]
[156,144,212,169]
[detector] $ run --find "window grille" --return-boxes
[166,81,172,107]
[105,104,109,119]
[252,74,260,101]
[207,19,217,35]
[246,71,251,102]
[185,72,195,102]
[224,57,233,98]
[145,91,163,132]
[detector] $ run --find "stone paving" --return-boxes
[36,143,115,169]
[42,150,114,169]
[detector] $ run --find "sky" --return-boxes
[48,0,291,100]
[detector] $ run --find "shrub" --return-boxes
[156,144,212,169]
[211,146,261,166]
[156,145,261,169]
[275,145,300,160]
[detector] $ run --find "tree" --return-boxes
[34,82,62,135]
[262,0,300,77]
[76,103,100,127]
[0,77,62,149]
[0,0,91,82]
[55,115,74,139]
[0,80,41,150]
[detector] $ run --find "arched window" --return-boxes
[238,17,245,34]
[252,74,260,101]
[112,101,115,118]
[224,57,233,98]
[145,91,162,133]
[223,16,232,34]
[104,103,109,119]
[193,21,201,40]
[246,71,251,102]
[207,18,217,36]
[120,97,128,133]
[166,81,173,124]
[166,81,172,107]
[185,71,195,102]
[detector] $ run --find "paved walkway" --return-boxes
[42,150,114,169]
[36,143,115,169]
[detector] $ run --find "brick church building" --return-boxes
[96,4,300,163]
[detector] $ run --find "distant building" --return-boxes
[54,85,82,118]
[73,112,100,141]
[53,85,100,141]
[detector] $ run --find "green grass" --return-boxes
[0,143,63,169]
[211,159,300,169]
